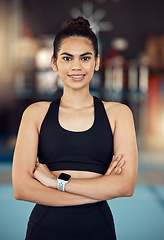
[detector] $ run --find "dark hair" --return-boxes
[53,17,98,58]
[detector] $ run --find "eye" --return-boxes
[81,56,91,61]
[63,57,72,61]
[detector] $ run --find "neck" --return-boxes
[60,88,93,109]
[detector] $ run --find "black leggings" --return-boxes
[25,201,116,240]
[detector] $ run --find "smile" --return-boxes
[68,74,85,81]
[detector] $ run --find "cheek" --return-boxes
[85,63,95,74]
[57,63,69,73]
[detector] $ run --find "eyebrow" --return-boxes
[60,52,93,57]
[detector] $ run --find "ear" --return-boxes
[94,54,100,71]
[51,56,58,71]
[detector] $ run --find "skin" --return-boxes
[12,36,138,206]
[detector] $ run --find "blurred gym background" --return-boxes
[0,0,164,239]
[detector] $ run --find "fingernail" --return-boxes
[118,154,122,160]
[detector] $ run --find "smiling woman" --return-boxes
[51,36,100,91]
[12,16,138,240]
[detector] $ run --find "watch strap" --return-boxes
[58,180,65,191]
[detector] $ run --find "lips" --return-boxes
[68,74,85,81]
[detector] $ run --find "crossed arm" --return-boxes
[12,102,138,206]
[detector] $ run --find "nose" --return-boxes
[71,59,82,71]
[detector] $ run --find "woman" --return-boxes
[12,17,138,240]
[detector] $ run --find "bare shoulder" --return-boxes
[102,101,134,134]
[24,101,51,116]
[102,101,133,118]
[103,102,133,133]
[22,101,52,130]
[22,101,51,120]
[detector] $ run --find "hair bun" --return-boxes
[65,17,90,28]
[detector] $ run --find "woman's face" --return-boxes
[52,36,100,90]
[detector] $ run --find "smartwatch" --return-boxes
[57,173,71,192]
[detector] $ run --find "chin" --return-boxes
[64,81,90,90]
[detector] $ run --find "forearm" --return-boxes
[13,174,99,206]
[31,155,134,201]
[65,173,135,200]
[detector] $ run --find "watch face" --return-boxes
[58,173,71,181]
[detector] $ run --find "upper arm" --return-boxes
[12,105,39,180]
[113,104,138,185]
[106,103,138,192]
[12,103,46,186]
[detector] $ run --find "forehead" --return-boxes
[59,36,94,55]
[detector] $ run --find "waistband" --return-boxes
[36,200,107,212]
[53,200,106,209]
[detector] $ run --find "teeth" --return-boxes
[70,75,84,78]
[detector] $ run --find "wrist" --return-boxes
[49,176,57,189]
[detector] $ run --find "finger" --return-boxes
[111,154,122,166]
[118,160,125,168]
[112,156,125,170]
[33,169,38,178]
[105,154,123,175]
[33,163,38,172]
[114,154,122,161]
[110,166,117,175]
[112,155,115,161]
[110,160,125,174]
[116,167,122,174]
[34,162,41,174]
[111,166,122,175]
[111,155,118,162]
[43,164,49,169]
[35,162,40,168]
[105,160,118,175]
[106,155,122,174]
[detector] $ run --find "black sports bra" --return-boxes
[38,96,114,175]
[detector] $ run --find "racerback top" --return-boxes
[38,96,114,175]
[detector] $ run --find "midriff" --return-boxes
[51,170,103,179]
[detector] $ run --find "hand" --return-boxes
[105,154,125,176]
[33,162,57,188]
